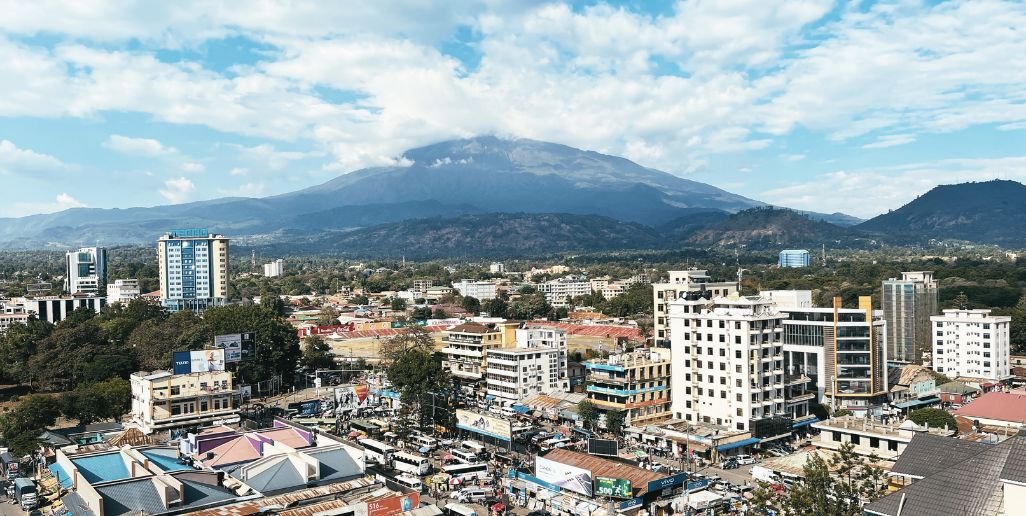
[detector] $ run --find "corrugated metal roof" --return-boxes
[541,449,664,496]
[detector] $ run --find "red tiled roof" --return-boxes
[952,390,1026,423]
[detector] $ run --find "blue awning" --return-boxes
[715,437,760,452]
[893,395,940,410]
[792,417,820,429]
[511,405,530,414]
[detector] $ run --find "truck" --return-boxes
[0,451,18,479]
[14,477,38,510]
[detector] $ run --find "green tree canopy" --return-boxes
[301,335,336,371]
[576,400,598,430]
[908,408,957,432]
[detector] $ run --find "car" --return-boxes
[733,454,756,465]
[720,459,739,470]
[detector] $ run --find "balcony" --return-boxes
[441,347,483,358]
[786,392,816,404]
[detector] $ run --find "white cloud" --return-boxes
[229,167,249,176]
[231,143,310,171]
[181,162,205,173]
[0,139,66,173]
[761,156,1026,218]
[159,176,195,204]
[6,192,85,217]
[220,181,266,197]
[781,153,806,162]
[103,134,177,156]
[862,134,917,149]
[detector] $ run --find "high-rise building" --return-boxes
[485,327,568,401]
[668,293,812,434]
[263,259,284,278]
[157,229,229,312]
[781,297,889,417]
[65,247,107,294]
[882,271,938,364]
[778,249,810,268]
[931,309,1011,382]
[584,347,673,427]
[653,269,738,347]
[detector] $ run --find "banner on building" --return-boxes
[535,456,593,496]
[172,349,226,374]
[367,492,419,516]
[335,384,371,411]
[594,477,632,499]
[456,410,512,441]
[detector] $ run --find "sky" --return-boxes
[0,0,1023,219]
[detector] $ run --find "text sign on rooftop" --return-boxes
[169,228,209,238]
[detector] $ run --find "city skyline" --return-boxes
[0,1,1023,218]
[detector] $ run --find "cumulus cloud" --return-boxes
[862,134,917,149]
[159,176,196,203]
[6,192,85,217]
[0,139,67,173]
[103,134,177,156]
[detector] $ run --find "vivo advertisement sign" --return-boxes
[173,349,226,374]
[647,472,687,493]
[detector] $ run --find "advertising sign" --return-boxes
[212,333,255,362]
[618,498,643,511]
[595,477,632,499]
[367,492,419,516]
[172,349,226,374]
[535,456,593,496]
[335,384,371,411]
[647,472,687,494]
[456,409,512,441]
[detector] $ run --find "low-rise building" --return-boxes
[535,276,592,307]
[888,364,937,406]
[811,415,955,461]
[130,370,239,435]
[952,389,1026,428]
[6,295,107,325]
[0,310,29,336]
[440,322,517,382]
[107,279,141,304]
[931,308,1012,383]
[489,262,505,274]
[584,348,673,427]
[759,290,813,309]
[451,279,497,301]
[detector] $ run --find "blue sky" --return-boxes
[0,0,1023,218]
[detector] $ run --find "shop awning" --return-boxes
[715,437,760,452]
[893,395,940,410]
[792,417,820,429]
[511,404,530,414]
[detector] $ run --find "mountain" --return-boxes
[857,180,1026,247]
[0,136,770,248]
[684,207,870,249]
[277,212,662,259]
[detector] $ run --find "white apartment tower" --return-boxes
[65,247,107,294]
[263,259,284,278]
[451,279,498,301]
[158,229,230,312]
[485,327,569,401]
[669,293,796,432]
[931,309,1012,382]
[654,269,738,346]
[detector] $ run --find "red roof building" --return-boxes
[952,389,1026,426]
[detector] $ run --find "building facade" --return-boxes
[781,297,889,417]
[130,370,238,434]
[535,276,592,307]
[7,295,106,325]
[654,269,738,347]
[489,262,505,274]
[778,249,810,268]
[107,279,141,304]
[440,322,517,382]
[668,294,811,434]
[485,327,569,401]
[759,290,814,309]
[65,246,107,295]
[882,271,938,364]
[584,347,673,427]
[931,308,1012,382]
[263,259,284,277]
[157,228,230,312]
[451,279,498,301]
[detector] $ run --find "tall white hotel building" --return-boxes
[157,229,229,312]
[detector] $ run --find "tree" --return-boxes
[908,407,957,432]
[380,326,435,364]
[391,297,408,312]
[351,294,370,305]
[382,328,449,434]
[432,307,450,319]
[128,310,210,371]
[482,297,508,318]
[410,306,432,320]
[203,304,301,385]
[301,335,336,370]
[316,305,340,326]
[60,378,131,425]
[576,400,598,430]
[461,296,481,314]
[0,395,60,456]
[833,408,854,418]
[260,293,287,316]
[0,315,53,384]
[948,291,971,309]
[605,410,625,435]
[1011,294,1026,353]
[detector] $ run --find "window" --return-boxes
[736,422,745,430]
[888,440,899,452]
[735,336,741,344]
[870,437,879,448]
[736,393,742,401]
[832,432,841,442]
[735,365,742,373]
[851,435,861,445]
[737,408,743,416]
[736,379,742,387]
[720,348,726,356]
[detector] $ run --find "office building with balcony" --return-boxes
[882,271,938,364]
[130,370,238,435]
[485,327,569,401]
[107,278,141,304]
[158,228,230,312]
[781,297,889,417]
[440,322,517,382]
[668,293,812,437]
[535,276,593,307]
[65,246,107,294]
[931,308,1012,383]
[584,347,673,427]
[451,279,498,301]
[653,269,738,347]
[778,249,810,268]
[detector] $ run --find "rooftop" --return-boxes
[541,448,665,496]
[952,390,1026,423]
[813,416,955,437]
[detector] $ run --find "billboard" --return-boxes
[647,472,687,494]
[335,384,371,411]
[587,438,619,457]
[535,456,593,496]
[367,492,419,516]
[595,477,632,499]
[213,333,255,362]
[172,349,226,374]
[456,410,512,441]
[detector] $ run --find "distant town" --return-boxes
[0,226,1022,516]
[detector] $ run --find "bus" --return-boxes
[411,434,438,451]
[540,436,572,451]
[450,449,479,464]
[358,438,396,466]
[444,502,478,516]
[461,440,486,455]
[441,463,489,482]
[393,451,431,476]
[394,473,423,491]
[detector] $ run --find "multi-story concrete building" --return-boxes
[781,297,889,417]
[412,279,433,293]
[489,262,505,274]
[485,327,568,401]
[535,276,592,307]
[0,311,29,336]
[157,228,230,312]
[759,290,814,309]
[451,279,498,301]
[931,308,1012,382]
[654,269,738,346]
[668,293,811,435]
[263,259,284,277]
[65,246,107,294]
[882,271,938,364]
[130,370,238,434]
[584,347,673,427]
[107,279,141,304]
[778,249,810,268]
[6,295,106,325]
[440,322,517,382]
